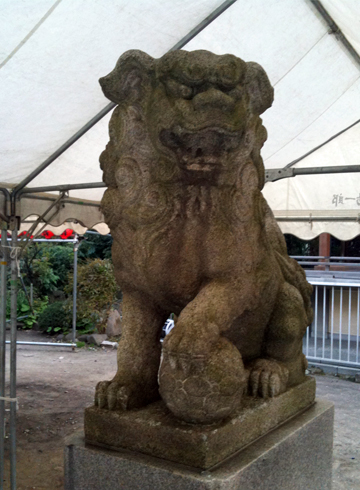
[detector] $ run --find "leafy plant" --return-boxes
[41,245,74,289]
[5,287,48,329]
[65,258,118,333]
[19,244,57,296]
[22,296,49,329]
[38,301,71,334]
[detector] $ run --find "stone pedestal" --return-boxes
[65,398,334,490]
[84,377,316,469]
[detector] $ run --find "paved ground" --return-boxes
[316,373,360,490]
[2,330,360,489]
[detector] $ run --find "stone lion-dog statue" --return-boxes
[95,49,313,424]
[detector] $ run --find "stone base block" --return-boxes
[84,377,316,469]
[65,398,334,490]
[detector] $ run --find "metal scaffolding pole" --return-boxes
[0,225,8,490]
[9,226,18,490]
[72,237,79,343]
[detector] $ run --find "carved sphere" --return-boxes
[159,338,247,424]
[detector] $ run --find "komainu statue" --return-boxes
[95,49,313,424]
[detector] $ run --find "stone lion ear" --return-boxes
[99,50,154,104]
[244,62,274,115]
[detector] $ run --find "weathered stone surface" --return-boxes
[67,397,333,490]
[88,334,108,346]
[94,49,314,424]
[106,309,122,337]
[65,331,78,341]
[86,377,315,469]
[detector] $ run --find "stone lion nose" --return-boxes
[192,88,235,113]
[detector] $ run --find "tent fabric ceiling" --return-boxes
[1,0,360,239]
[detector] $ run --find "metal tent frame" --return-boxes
[1,0,360,488]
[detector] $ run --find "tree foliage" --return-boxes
[3,233,119,332]
[20,242,74,296]
[78,233,112,262]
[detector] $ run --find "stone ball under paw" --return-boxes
[158,338,247,424]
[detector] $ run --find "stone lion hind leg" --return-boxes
[95,290,167,410]
[249,282,310,398]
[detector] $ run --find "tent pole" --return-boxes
[12,104,115,196]
[9,225,18,490]
[309,0,360,69]
[23,194,101,208]
[276,216,360,222]
[265,164,360,183]
[169,0,237,51]
[72,237,79,344]
[0,188,11,201]
[285,119,360,169]
[20,182,106,194]
[0,225,8,490]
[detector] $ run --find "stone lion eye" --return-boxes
[166,79,193,99]
[218,62,241,87]
[223,85,243,100]
[218,84,233,94]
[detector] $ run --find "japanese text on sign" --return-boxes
[332,194,360,207]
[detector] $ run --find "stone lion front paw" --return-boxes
[163,319,219,358]
[95,379,157,411]
[95,380,135,410]
[248,359,289,399]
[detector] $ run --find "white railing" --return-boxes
[293,256,360,370]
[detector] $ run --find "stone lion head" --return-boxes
[100,49,273,191]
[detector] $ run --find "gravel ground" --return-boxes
[2,329,360,489]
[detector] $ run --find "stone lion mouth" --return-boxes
[159,127,242,171]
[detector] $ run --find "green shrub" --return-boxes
[65,258,118,333]
[38,301,71,334]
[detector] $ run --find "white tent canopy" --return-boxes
[1,0,360,239]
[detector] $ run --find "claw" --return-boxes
[250,370,260,397]
[95,381,110,408]
[248,359,289,399]
[97,395,106,409]
[269,373,280,397]
[117,386,129,410]
[260,370,270,399]
[107,382,118,410]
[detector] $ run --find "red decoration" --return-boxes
[18,231,33,239]
[41,230,55,239]
[16,228,75,239]
[60,228,74,239]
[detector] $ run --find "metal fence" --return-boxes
[294,256,360,371]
